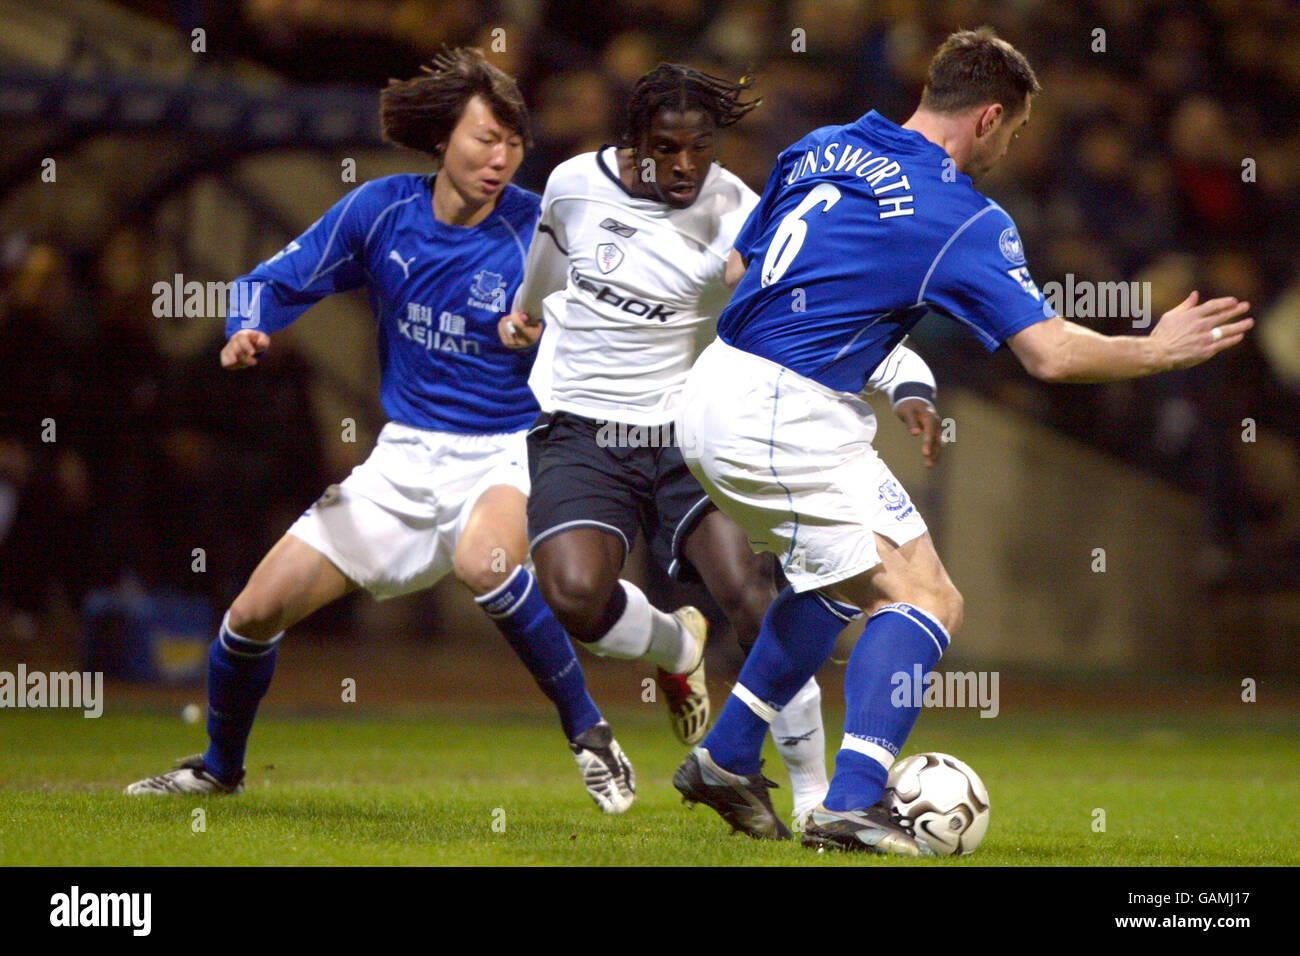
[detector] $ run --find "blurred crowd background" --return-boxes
[2,0,1298,653]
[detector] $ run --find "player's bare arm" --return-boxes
[1009,292,1253,384]
[220,328,271,370]
[725,248,747,288]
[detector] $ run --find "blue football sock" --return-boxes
[824,603,950,811]
[203,612,281,784]
[705,586,859,775]
[477,565,602,741]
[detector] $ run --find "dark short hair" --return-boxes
[380,47,532,163]
[920,28,1041,117]
[621,63,759,146]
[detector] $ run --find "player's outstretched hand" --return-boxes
[895,398,941,468]
[1150,291,1253,371]
[499,311,543,349]
[220,329,270,370]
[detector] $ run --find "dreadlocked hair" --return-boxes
[380,47,532,164]
[620,63,760,145]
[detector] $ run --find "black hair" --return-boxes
[620,63,759,145]
[380,47,532,165]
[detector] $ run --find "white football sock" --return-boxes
[583,580,651,659]
[646,595,693,673]
[584,581,689,671]
[770,676,829,818]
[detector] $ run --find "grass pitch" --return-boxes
[2,699,1297,867]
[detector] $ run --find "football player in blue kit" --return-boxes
[126,49,636,813]
[672,28,1254,851]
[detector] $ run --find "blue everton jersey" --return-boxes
[719,111,1051,394]
[226,174,541,434]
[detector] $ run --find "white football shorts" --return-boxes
[676,339,928,593]
[287,421,529,600]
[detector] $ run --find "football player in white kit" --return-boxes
[500,65,943,831]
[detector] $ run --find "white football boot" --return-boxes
[656,606,710,746]
[125,755,244,795]
[570,721,635,813]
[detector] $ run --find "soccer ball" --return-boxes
[884,752,990,856]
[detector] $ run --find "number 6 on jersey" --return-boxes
[761,183,841,287]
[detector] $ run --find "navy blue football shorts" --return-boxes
[525,410,714,581]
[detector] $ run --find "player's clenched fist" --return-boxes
[221,329,271,370]
[498,310,543,350]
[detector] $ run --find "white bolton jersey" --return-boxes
[515,147,758,426]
